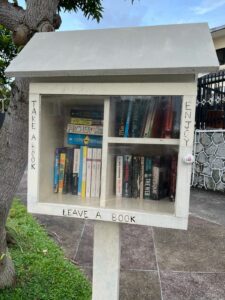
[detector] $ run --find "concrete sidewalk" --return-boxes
[16,173,225,300]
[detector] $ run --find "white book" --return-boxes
[116,156,123,197]
[144,99,154,137]
[91,148,97,198]
[73,148,80,174]
[86,148,93,198]
[95,148,102,198]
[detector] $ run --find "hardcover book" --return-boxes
[122,155,132,198]
[53,148,61,193]
[67,124,103,136]
[132,156,141,198]
[143,157,152,199]
[81,146,88,198]
[58,152,66,193]
[70,109,103,119]
[86,148,93,198]
[95,148,102,198]
[70,118,103,126]
[116,156,123,197]
[67,133,102,147]
[72,147,80,195]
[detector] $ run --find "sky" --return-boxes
[60,0,225,31]
[18,0,225,31]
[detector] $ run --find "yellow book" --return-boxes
[58,152,66,193]
[81,146,88,198]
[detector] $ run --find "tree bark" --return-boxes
[0,78,29,287]
[0,0,61,289]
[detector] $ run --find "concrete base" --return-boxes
[92,221,120,300]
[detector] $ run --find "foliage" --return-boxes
[0,199,91,300]
[58,0,104,22]
[0,25,17,86]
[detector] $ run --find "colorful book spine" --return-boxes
[118,100,129,137]
[67,124,103,136]
[63,148,73,194]
[95,148,102,198]
[78,147,83,196]
[58,152,66,193]
[91,148,97,198]
[81,146,88,198]
[72,148,80,195]
[71,110,103,119]
[70,118,103,126]
[132,156,141,198]
[151,157,160,200]
[122,155,132,197]
[131,100,140,137]
[124,101,133,137]
[143,157,152,199]
[86,148,93,198]
[53,148,61,193]
[67,133,102,147]
[139,156,145,199]
[116,156,123,197]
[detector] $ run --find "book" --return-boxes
[116,156,123,197]
[118,100,129,137]
[78,147,83,196]
[122,155,132,197]
[63,148,73,194]
[81,146,88,198]
[58,152,66,193]
[171,97,182,138]
[132,156,141,198]
[139,156,145,199]
[161,97,173,138]
[131,100,140,137]
[91,148,97,198]
[53,148,61,193]
[67,133,102,147]
[151,157,160,200]
[71,148,80,195]
[86,148,93,198]
[71,109,103,119]
[143,157,152,199]
[95,148,102,198]
[124,100,133,137]
[70,118,103,126]
[67,124,103,136]
[170,155,178,201]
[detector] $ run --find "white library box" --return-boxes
[6,23,219,230]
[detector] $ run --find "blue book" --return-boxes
[67,133,102,147]
[78,146,83,196]
[124,101,133,137]
[53,148,61,193]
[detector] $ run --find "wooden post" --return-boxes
[92,221,120,300]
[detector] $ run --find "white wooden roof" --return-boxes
[6,23,219,77]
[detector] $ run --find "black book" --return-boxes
[71,109,103,119]
[143,157,152,199]
[117,100,129,137]
[132,156,141,198]
[122,155,132,198]
[63,148,73,194]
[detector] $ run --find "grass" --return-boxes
[0,199,91,300]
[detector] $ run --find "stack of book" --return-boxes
[66,107,103,147]
[53,107,103,198]
[115,97,181,138]
[54,146,102,198]
[115,154,177,201]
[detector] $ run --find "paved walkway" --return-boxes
[16,173,225,300]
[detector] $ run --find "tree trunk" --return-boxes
[0,78,29,287]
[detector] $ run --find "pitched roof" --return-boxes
[6,23,219,78]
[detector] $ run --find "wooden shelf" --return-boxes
[107,137,180,145]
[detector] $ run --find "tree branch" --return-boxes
[0,1,25,31]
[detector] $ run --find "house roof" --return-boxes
[6,23,219,78]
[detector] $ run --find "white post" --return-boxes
[92,221,120,300]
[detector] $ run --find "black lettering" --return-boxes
[31,134,36,141]
[31,164,35,170]
[118,215,123,222]
[112,213,117,222]
[96,211,101,219]
[84,211,88,219]
[124,215,129,222]
[185,101,191,110]
[185,111,191,119]
[63,209,65,216]
[68,209,72,216]
[130,216,135,223]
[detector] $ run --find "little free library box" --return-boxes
[6,23,218,300]
[6,23,218,230]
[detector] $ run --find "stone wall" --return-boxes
[192,130,225,192]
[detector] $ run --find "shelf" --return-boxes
[107,137,180,145]
[105,197,174,215]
